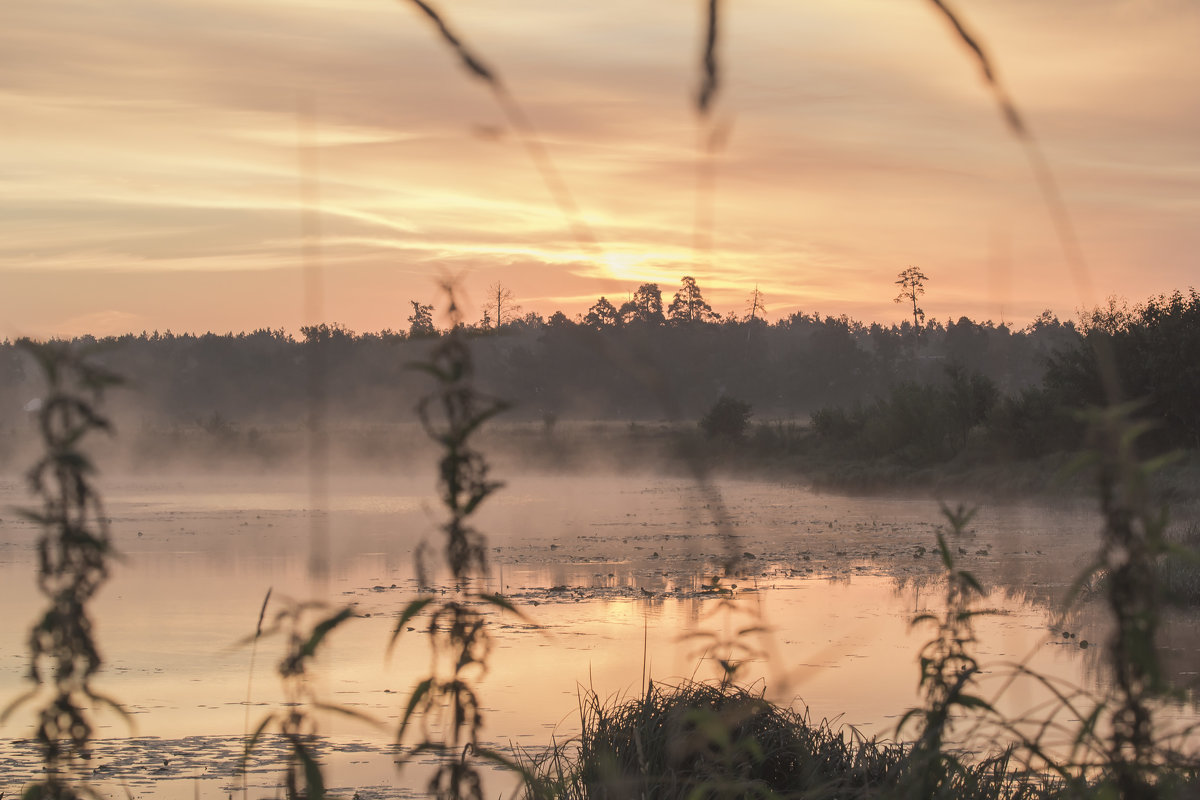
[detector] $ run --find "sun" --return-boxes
[598,250,690,284]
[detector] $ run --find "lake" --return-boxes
[1,471,1196,798]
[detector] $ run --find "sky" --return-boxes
[2,0,1198,338]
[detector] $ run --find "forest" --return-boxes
[1,283,1196,478]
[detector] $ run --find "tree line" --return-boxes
[807,289,1200,465]
[0,283,1194,466]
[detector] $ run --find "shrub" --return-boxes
[700,397,753,440]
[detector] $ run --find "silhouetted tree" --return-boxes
[943,363,999,451]
[512,311,545,331]
[744,284,766,323]
[1048,289,1200,449]
[945,316,988,366]
[668,276,718,324]
[1078,295,1132,335]
[894,266,928,336]
[482,282,521,329]
[743,284,767,341]
[583,297,620,329]
[619,283,665,326]
[300,322,354,343]
[546,310,573,328]
[408,301,436,338]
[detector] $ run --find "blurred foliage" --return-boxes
[2,341,123,799]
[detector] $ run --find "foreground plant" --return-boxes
[1053,404,1192,799]
[244,597,373,800]
[897,504,999,798]
[2,341,124,799]
[965,405,1200,798]
[392,285,529,800]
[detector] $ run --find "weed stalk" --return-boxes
[1072,404,1174,798]
[243,599,371,800]
[2,341,124,799]
[898,503,995,797]
[392,284,527,800]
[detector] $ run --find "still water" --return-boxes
[0,472,1194,798]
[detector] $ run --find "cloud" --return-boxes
[2,0,1198,336]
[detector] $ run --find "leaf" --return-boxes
[14,508,51,525]
[736,625,771,637]
[474,745,536,781]
[936,533,953,568]
[475,592,536,625]
[1073,703,1105,748]
[953,693,995,713]
[895,707,923,737]
[0,686,39,724]
[409,741,450,757]
[311,701,383,729]
[287,733,327,800]
[299,606,356,660]
[1141,450,1182,475]
[88,690,134,728]
[957,570,985,595]
[241,713,276,771]
[397,678,433,744]
[389,596,435,655]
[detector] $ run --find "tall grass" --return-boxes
[897,504,996,798]
[520,681,907,800]
[517,679,1081,800]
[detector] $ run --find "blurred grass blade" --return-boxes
[255,587,272,639]
[698,0,720,115]
[403,0,494,83]
[390,596,436,654]
[926,0,1023,135]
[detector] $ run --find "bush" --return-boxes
[810,367,1000,465]
[811,406,864,441]
[985,386,1080,459]
[700,397,753,440]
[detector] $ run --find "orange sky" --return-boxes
[2,0,1198,338]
